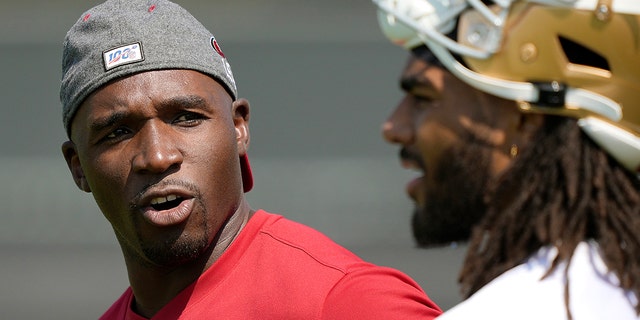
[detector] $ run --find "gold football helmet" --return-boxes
[374,0,640,172]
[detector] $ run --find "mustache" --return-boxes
[129,179,200,210]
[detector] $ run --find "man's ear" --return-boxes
[232,98,250,156]
[61,141,91,193]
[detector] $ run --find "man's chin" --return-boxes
[411,205,476,248]
[407,139,492,248]
[143,241,207,268]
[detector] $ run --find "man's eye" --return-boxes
[104,127,130,140]
[413,95,435,108]
[174,112,205,125]
[413,91,435,101]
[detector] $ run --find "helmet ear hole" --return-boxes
[558,36,610,71]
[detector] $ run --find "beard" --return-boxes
[139,221,211,268]
[412,141,492,247]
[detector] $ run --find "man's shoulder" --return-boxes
[438,242,639,320]
[437,255,565,320]
[254,210,365,273]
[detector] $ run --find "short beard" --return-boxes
[140,221,210,268]
[412,142,492,247]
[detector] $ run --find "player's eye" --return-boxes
[173,112,206,126]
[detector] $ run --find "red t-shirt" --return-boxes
[100,210,442,319]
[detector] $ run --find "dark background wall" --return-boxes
[0,1,465,318]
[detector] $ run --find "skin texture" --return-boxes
[382,55,543,247]
[62,69,252,317]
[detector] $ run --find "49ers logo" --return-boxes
[211,38,225,58]
[210,37,236,91]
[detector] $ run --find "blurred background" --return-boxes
[0,0,465,318]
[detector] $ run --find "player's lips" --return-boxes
[405,175,424,202]
[399,148,425,202]
[402,162,424,202]
[137,188,195,227]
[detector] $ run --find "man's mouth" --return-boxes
[150,194,184,211]
[399,148,425,202]
[143,196,194,227]
[134,185,196,227]
[399,148,425,170]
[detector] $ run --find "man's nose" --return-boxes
[382,96,414,145]
[131,122,183,174]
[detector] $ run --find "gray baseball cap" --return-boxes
[60,0,253,193]
[60,0,238,136]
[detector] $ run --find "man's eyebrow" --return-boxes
[401,75,435,93]
[89,111,127,133]
[155,95,209,112]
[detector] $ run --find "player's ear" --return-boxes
[61,141,92,193]
[233,98,250,156]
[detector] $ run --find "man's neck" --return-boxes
[123,201,254,318]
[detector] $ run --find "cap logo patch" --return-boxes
[210,37,236,90]
[103,42,144,71]
[211,37,225,58]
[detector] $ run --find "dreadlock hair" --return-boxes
[458,115,640,317]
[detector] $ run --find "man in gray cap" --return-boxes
[59,0,442,318]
